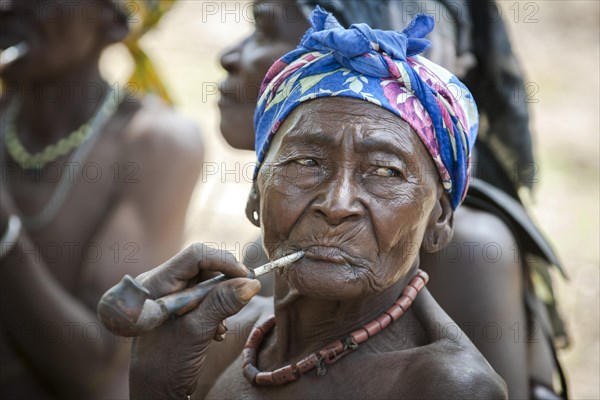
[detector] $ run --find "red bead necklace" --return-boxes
[241,269,429,386]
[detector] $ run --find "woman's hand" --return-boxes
[129,243,261,399]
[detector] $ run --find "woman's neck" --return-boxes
[9,54,107,148]
[266,264,420,367]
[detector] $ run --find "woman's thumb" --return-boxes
[197,278,261,324]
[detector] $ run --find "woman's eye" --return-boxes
[295,158,317,167]
[374,167,401,177]
[253,30,269,44]
[253,19,276,43]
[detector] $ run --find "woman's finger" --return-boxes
[136,243,250,298]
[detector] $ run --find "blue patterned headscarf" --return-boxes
[254,7,478,209]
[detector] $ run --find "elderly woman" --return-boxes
[219,1,568,398]
[127,9,506,399]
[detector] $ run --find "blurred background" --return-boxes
[100,1,599,398]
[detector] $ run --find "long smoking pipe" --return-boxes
[97,251,304,337]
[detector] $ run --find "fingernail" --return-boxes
[214,334,225,342]
[239,263,250,275]
[237,279,261,302]
[217,322,227,335]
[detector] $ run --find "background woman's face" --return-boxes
[0,0,124,81]
[257,98,441,300]
[218,0,309,150]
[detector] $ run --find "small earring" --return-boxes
[245,182,261,227]
[432,232,439,247]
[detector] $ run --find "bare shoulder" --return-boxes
[116,95,205,208]
[422,205,522,299]
[443,205,524,301]
[402,335,507,400]
[415,345,507,399]
[402,290,508,399]
[453,205,518,257]
[122,95,204,166]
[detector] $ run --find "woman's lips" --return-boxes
[218,80,244,106]
[304,246,354,264]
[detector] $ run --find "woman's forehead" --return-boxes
[283,98,411,138]
[265,98,428,159]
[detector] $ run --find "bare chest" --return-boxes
[207,350,415,400]
[4,130,127,291]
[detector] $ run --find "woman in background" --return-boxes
[0,1,202,398]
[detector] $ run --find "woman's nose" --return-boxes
[219,40,243,73]
[310,167,364,225]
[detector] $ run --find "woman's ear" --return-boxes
[245,181,261,227]
[422,190,454,253]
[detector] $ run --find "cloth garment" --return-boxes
[109,0,175,104]
[297,0,471,55]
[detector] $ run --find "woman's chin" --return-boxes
[217,109,255,150]
[281,260,366,300]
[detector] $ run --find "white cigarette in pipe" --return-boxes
[250,250,305,278]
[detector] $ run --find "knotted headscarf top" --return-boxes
[254,7,478,209]
[297,0,472,55]
[110,0,175,104]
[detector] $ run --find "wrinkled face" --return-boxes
[218,0,309,150]
[0,0,123,81]
[257,98,441,299]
